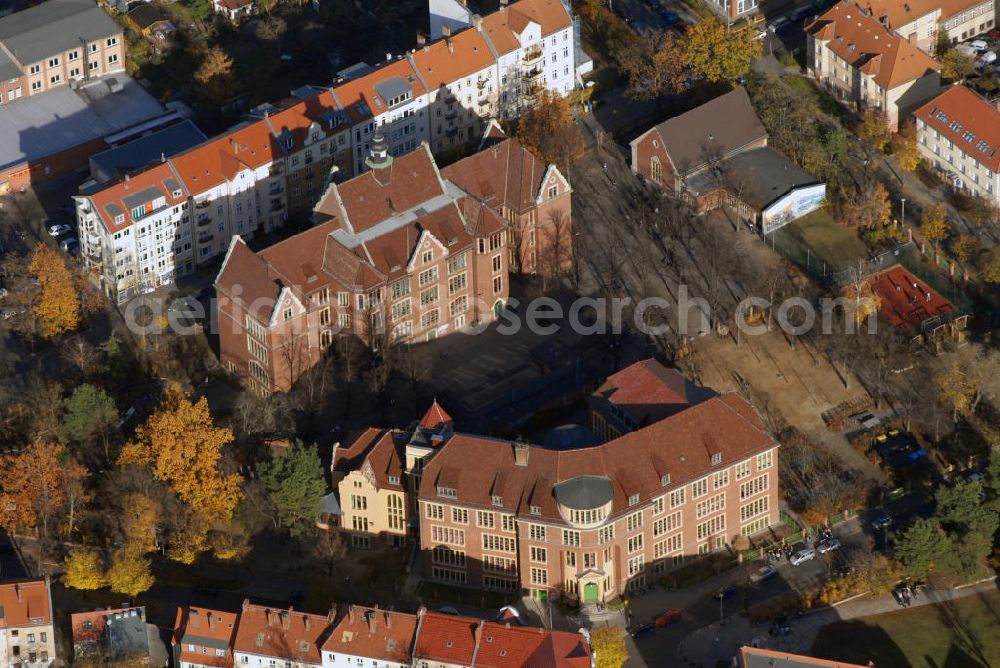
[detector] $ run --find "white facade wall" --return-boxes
[234,650,320,668]
[322,649,408,668]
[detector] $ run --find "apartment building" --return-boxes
[589,359,715,441]
[320,605,416,668]
[806,1,941,130]
[411,610,591,668]
[172,607,239,668]
[914,85,1000,212]
[0,579,57,668]
[215,130,571,395]
[70,606,150,665]
[233,602,330,668]
[854,0,995,52]
[78,0,584,306]
[0,0,124,105]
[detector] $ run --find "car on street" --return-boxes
[817,538,841,554]
[653,608,683,626]
[1,307,22,320]
[713,584,738,600]
[47,223,72,237]
[750,565,778,583]
[971,39,989,51]
[871,512,893,530]
[790,548,816,566]
[630,623,656,639]
[60,237,79,253]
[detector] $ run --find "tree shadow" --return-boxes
[810,620,912,667]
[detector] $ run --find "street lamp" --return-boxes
[901,198,907,227]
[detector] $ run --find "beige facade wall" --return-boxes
[0,622,56,666]
[894,11,940,53]
[338,470,408,547]
[942,0,996,44]
[916,118,1000,209]
[21,32,125,97]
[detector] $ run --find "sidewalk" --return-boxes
[677,577,1000,666]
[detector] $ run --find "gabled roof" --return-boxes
[419,394,776,520]
[740,647,870,668]
[594,358,715,427]
[412,611,591,668]
[215,236,282,323]
[806,1,940,90]
[914,84,1000,172]
[409,28,496,91]
[441,137,552,214]
[853,0,939,29]
[332,58,426,124]
[0,579,52,629]
[173,606,239,668]
[233,602,329,663]
[333,428,405,490]
[90,161,187,234]
[0,0,120,67]
[320,606,417,663]
[480,0,573,55]
[635,88,767,178]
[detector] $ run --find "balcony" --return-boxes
[478,95,491,108]
[195,200,211,210]
[477,78,488,90]
[444,109,459,121]
[525,67,543,81]
[270,199,285,212]
[523,47,543,64]
[196,216,211,228]
[443,94,457,105]
[198,233,214,244]
[445,127,459,139]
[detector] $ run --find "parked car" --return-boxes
[817,538,841,554]
[60,237,79,254]
[970,39,989,51]
[713,585,738,600]
[964,470,984,482]
[750,565,778,583]
[630,623,656,639]
[769,17,791,32]
[790,548,816,566]
[47,223,72,237]
[653,609,683,626]
[976,51,997,67]
[0,287,7,300]
[660,10,679,24]
[871,512,893,530]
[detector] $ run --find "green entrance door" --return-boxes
[583,582,599,604]
[534,589,548,603]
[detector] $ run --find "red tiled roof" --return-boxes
[806,1,940,89]
[410,29,496,91]
[332,59,426,125]
[91,162,188,233]
[914,84,1000,172]
[333,428,406,490]
[595,359,714,426]
[853,0,939,29]
[173,606,239,668]
[739,646,871,667]
[419,400,453,430]
[480,0,573,54]
[233,603,330,664]
[413,612,591,668]
[321,606,417,663]
[214,236,282,323]
[419,394,776,520]
[0,579,51,629]
[72,606,143,644]
[442,138,549,214]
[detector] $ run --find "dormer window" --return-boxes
[437,486,457,499]
[172,189,183,198]
[114,214,124,224]
[661,474,670,486]
[283,136,294,150]
[711,453,722,465]
[492,495,503,506]
[388,475,400,485]
[530,505,541,515]
[131,205,145,219]
[628,493,640,506]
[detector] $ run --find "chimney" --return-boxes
[442,24,452,37]
[330,442,340,473]
[368,607,379,635]
[474,13,483,30]
[304,616,311,632]
[281,612,291,631]
[208,613,215,631]
[385,611,392,629]
[348,605,355,624]
[447,38,454,54]
[265,610,273,627]
[474,620,484,646]
[14,584,21,602]
[416,33,426,46]
[513,441,530,466]
[327,608,336,624]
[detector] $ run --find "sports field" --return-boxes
[772,209,869,274]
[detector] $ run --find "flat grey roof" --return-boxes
[181,633,231,651]
[553,475,613,510]
[0,0,120,67]
[374,77,411,106]
[90,120,206,183]
[686,147,820,211]
[0,75,166,172]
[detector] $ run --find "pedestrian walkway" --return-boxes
[677,577,999,667]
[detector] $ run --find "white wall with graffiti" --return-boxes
[761,183,826,234]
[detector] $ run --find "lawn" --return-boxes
[781,75,849,121]
[774,209,869,273]
[812,589,1000,667]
